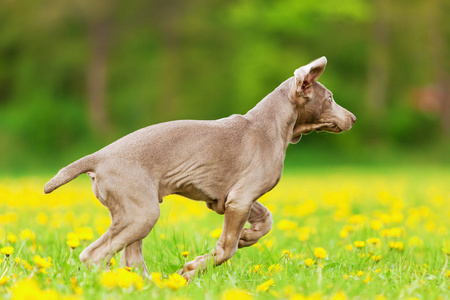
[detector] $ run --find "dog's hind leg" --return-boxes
[79,170,160,271]
[120,240,148,274]
[238,201,273,248]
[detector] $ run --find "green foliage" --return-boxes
[0,0,448,172]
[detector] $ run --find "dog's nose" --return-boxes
[350,114,356,124]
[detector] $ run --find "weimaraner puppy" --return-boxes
[44,57,355,280]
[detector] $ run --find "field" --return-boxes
[0,166,449,299]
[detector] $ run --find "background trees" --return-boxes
[0,0,448,172]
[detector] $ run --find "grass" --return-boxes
[0,166,449,299]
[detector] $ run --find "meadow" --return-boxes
[0,166,449,299]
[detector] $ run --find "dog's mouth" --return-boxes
[316,122,343,133]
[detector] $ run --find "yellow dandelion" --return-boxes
[1,246,14,256]
[160,234,166,240]
[0,276,10,286]
[100,271,117,288]
[389,241,404,251]
[354,241,365,249]
[304,258,314,267]
[408,236,423,247]
[210,228,222,238]
[339,229,348,239]
[363,276,373,284]
[181,251,189,257]
[37,213,49,225]
[256,278,275,292]
[375,268,382,274]
[371,255,382,262]
[7,233,18,243]
[367,238,381,246]
[356,270,364,276]
[151,272,163,288]
[249,264,264,275]
[163,273,187,290]
[282,250,293,259]
[33,255,52,269]
[345,244,353,251]
[343,274,349,279]
[267,264,283,275]
[331,291,347,300]
[277,219,297,231]
[75,227,94,241]
[314,247,327,259]
[20,229,36,241]
[221,289,253,300]
[298,232,310,242]
[66,238,80,249]
[110,257,116,267]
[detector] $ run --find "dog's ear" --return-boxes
[294,56,327,96]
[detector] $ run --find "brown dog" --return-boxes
[44,57,355,280]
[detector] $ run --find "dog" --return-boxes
[44,56,355,280]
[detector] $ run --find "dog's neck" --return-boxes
[245,78,298,151]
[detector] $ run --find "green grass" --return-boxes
[0,166,449,299]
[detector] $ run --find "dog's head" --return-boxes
[289,57,356,144]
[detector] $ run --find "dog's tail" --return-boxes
[43,154,97,194]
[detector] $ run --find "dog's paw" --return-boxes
[238,228,259,248]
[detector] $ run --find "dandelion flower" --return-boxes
[33,255,52,269]
[282,250,292,259]
[277,220,297,231]
[332,291,347,300]
[20,229,36,241]
[0,276,10,286]
[314,247,327,259]
[371,255,382,262]
[249,264,263,275]
[100,271,117,288]
[151,272,163,288]
[256,278,275,292]
[181,251,189,257]
[66,238,80,249]
[339,229,348,239]
[110,257,116,267]
[356,270,364,276]
[370,219,383,230]
[367,238,381,246]
[160,234,166,240]
[1,246,14,256]
[363,276,373,284]
[445,270,450,278]
[7,233,18,243]
[267,264,283,275]
[210,228,222,238]
[354,241,365,249]
[304,258,314,267]
[408,236,423,247]
[345,244,353,251]
[221,289,253,300]
[75,227,94,241]
[37,213,49,225]
[163,273,187,290]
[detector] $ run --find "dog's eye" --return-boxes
[328,96,332,103]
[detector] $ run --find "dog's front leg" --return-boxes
[178,197,253,281]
